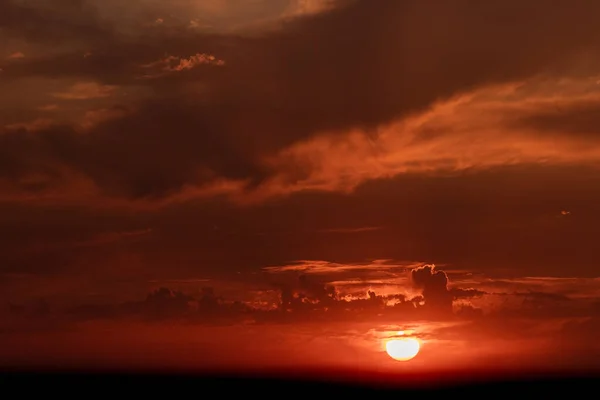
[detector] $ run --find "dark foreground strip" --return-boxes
[1,370,599,395]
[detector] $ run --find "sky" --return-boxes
[2,0,600,382]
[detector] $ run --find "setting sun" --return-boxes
[385,338,421,361]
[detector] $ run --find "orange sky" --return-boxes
[2,0,600,381]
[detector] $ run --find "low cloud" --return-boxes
[264,259,417,274]
[264,262,488,319]
[4,261,600,342]
[450,288,487,300]
[470,277,600,300]
[411,265,454,314]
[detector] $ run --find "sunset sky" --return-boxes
[2,0,600,381]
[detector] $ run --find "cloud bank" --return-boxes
[1,0,600,207]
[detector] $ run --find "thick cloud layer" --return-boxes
[2,0,600,203]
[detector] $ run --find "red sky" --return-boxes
[2,0,600,381]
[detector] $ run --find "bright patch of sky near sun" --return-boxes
[1,318,590,373]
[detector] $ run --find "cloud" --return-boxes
[513,95,600,138]
[5,78,600,208]
[0,0,113,45]
[244,79,600,202]
[263,260,417,274]
[262,261,492,318]
[2,0,600,208]
[72,228,152,249]
[410,265,454,314]
[280,0,344,19]
[264,260,419,302]
[7,52,25,59]
[318,226,383,234]
[147,279,210,284]
[4,261,599,332]
[560,317,600,342]
[3,118,54,131]
[120,0,341,34]
[78,105,131,131]
[59,287,204,321]
[450,288,487,300]
[140,53,225,79]
[52,81,118,100]
[37,104,59,111]
[141,287,199,319]
[73,228,153,248]
[4,256,583,327]
[468,277,600,300]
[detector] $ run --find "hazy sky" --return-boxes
[2,0,600,378]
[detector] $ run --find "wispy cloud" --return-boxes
[37,104,59,111]
[3,0,600,208]
[140,53,225,79]
[7,52,25,59]
[263,259,420,274]
[3,118,54,131]
[78,106,131,131]
[474,277,600,299]
[281,0,341,18]
[75,228,154,248]
[318,226,383,234]
[147,279,210,284]
[14,228,154,254]
[240,79,600,203]
[52,82,118,100]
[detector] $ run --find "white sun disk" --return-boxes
[385,338,420,361]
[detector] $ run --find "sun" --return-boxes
[385,337,420,361]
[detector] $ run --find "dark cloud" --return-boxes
[450,288,487,300]
[61,286,247,322]
[4,267,599,329]
[0,98,260,200]
[514,291,572,302]
[278,274,338,311]
[7,298,50,318]
[514,97,600,138]
[270,264,484,319]
[4,163,600,284]
[2,265,468,324]
[410,265,453,313]
[0,0,113,45]
[491,291,583,319]
[2,0,600,201]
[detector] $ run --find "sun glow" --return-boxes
[385,337,420,361]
